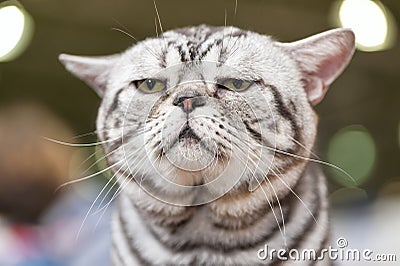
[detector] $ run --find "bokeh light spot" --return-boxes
[334,0,396,51]
[0,2,34,62]
[327,125,376,187]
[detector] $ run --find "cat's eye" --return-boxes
[134,79,166,93]
[220,79,252,92]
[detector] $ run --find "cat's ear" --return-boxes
[59,53,120,97]
[279,28,355,105]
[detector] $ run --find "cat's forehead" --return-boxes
[164,25,249,43]
[118,25,276,80]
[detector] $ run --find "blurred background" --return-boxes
[0,0,399,265]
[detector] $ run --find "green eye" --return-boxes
[221,79,252,92]
[136,79,166,93]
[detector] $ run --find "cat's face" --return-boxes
[60,26,354,205]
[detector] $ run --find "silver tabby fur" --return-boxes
[60,25,355,265]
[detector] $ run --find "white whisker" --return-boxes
[272,167,318,224]
[232,145,287,246]
[43,136,120,147]
[58,159,124,191]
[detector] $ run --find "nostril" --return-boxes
[192,96,206,107]
[173,93,206,113]
[173,95,194,106]
[173,91,200,106]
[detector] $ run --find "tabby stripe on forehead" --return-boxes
[187,41,197,61]
[176,44,188,62]
[159,48,167,68]
[227,30,247,38]
[199,39,222,59]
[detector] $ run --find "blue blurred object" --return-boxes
[0,182,113,266]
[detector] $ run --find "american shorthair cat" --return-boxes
[60,25,355,265]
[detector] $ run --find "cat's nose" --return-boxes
[172,92,206,113]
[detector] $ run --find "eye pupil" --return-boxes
[146,79,156,89]
[232,79,243,89]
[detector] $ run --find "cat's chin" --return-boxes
[164,139,217,172]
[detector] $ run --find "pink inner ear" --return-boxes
[283,29,355,106]
[305,51,347,105]
[303,76,328,105]
[317,50,350,86]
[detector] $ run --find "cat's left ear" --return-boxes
[278,28,355,105]
[59,53,120,97]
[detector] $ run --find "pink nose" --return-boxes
[182,98,193,113]
[172,93,206,113]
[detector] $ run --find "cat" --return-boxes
[59,25,355,265]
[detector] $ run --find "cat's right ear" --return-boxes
[59,54,119,97]
[278,29,355,105]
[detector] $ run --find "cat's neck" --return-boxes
[115,162,326,243]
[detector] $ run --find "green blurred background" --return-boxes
[0,0,399,196]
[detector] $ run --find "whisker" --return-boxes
[76,146,103,171]
[232,146,287,246]
[224,9,227,28]
[43,136,120,147]
[79,162,125,237]
[93,143,157,215]
[78,144,124,178]
[117,142,162,197]
[229,130,356,185]
[261,145,356,185]
[94,149,151,214]
[153,0,169,58]
[96,166,127,212]
[69,124,142,140]
[218,9,228,59]
[288,135,320,159]
[272,167,318,225]
[96,144,149,211]
[76,148,142,239]
[153,0,164,34]
[111,27,160,60]
[70,130,97,140]
[57,159,124,191]
[234,0,238,16]
[154,16,159,38]
[92,165,132,232]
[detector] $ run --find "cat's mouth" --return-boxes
[178,124,201,143]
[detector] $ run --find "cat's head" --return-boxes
[60,25,354,205]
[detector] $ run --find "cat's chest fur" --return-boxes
[113,163,328,265]
[60,25,355,265]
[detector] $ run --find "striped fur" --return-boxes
[59,25,355,265]
[112,163,329,265]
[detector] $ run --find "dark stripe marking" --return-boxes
[118,208,152,265]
